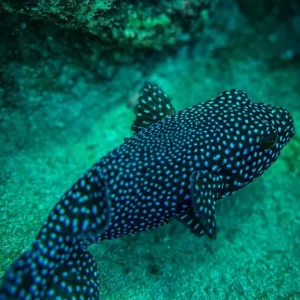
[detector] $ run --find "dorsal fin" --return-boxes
[131,82,176,133]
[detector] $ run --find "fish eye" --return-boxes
[260,133,278,149]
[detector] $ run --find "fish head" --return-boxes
[210,90,295,193]
[257,103,295,150]
[243,102,295,174]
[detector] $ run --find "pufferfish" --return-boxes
[0,83,295,299]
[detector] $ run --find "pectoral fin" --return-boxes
[177,208,206,237]
[190,171,223,239]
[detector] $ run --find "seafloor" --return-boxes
[0,1,300,299]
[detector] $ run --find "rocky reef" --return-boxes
[1,0,219,51]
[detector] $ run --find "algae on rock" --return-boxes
[1,0,220,51]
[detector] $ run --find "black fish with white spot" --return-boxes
[0,83,295,299]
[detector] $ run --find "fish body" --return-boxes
[0,83,295,299]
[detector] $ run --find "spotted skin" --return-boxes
[0,83,295,299]
[0,167,110,299]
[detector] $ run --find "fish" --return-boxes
[0,82,295,299]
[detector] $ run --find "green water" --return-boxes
[0,0,299,299]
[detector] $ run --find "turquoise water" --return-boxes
[0,1,299,299]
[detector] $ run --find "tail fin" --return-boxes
[0,243,100,299]
[0,165,110,299]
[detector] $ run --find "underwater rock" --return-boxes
[1,0,220,51]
